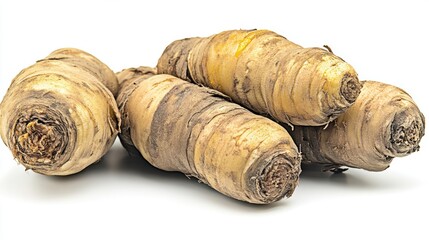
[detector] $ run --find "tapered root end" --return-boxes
[157,37,201,80]
[340,74,362,103]
[10,107,73,174]
[255,155,301,204]
[390,110,425,156]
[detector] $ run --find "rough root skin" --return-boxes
[115,67,157,150]
[0,48,120,175]
[288,81,425,171]
[157,29,361,126]
[116,67,301,204]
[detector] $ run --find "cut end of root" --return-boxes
[340,74,362,103]
[11,108,71,173]
[255,155,300,203]
[390,110,425,155]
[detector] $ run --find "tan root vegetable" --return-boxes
[0,48,120,175]
[289,81,425,171]
[157,29,362,126]
[116,67,301,204]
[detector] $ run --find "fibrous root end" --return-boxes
[255,155,301,204]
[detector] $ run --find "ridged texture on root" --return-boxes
[116,68,301,204]
[157,29,362,126]
[0,48,120,175]
[289,81,425,171]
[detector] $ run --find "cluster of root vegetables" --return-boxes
[0,30,425,204]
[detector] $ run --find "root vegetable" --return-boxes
[0,48,120,175]
[157,29,362,126]
[116,67,301,204]
[289,81,425,171]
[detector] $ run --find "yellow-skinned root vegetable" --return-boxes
[0,48,120,175]
[289,81,425,172]
[116,67,301,204]
[157,29,362,126]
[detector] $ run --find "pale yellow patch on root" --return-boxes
[157,29,362,126]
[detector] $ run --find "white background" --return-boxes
[1,0,428,239]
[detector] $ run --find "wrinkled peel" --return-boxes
[289,81,425,171]
[0,48,120,175]
[157,29,362,126]
[116,68,301,204]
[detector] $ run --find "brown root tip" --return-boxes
[340,74,362,103]
[11,107,72,173]
[390,110,425,155]
[256,155,300,203]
